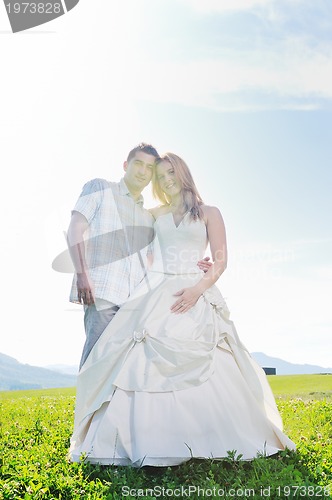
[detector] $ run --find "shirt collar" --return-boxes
[119,178,144,206]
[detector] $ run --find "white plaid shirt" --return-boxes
[69,177,154,307]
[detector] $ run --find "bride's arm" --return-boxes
[200,205,228,286]
[171,206,227,314]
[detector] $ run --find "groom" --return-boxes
[67,143,160,369]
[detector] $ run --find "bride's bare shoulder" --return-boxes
[149,205,170,220]
[200,205,223,223]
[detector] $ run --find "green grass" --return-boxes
[268,374,332,400]
[0,375,331,499]
[0,387,75,401]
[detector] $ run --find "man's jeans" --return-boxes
[79,300,120,369]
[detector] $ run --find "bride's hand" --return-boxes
[171,287,202,314]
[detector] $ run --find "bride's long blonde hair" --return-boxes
[152,153,204,220]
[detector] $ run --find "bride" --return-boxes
[69,152,296,467]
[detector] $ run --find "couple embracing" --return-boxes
[67,143,295,467]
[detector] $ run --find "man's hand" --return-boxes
[171,286,202,314]
[77,272,95,306]
[197,256,212,273]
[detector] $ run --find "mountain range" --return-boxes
[0,351,331,391]
[251,352,332,375]
[0,353,76,391]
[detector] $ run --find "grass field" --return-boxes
[268,374,332,400]
[0,375,331,499]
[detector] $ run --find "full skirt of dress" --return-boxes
[69,271,296,466]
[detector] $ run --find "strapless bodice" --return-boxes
[151,212,208,274]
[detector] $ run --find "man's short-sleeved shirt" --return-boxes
[69,177,154,307]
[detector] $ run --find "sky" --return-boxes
[0,0,331,369]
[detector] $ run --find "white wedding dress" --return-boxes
[69,213,295,466]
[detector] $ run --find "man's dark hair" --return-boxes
[127,143,160,163]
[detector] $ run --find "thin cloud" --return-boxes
[180,0,272,13]
[128,38,332,110]
[153,0,332,110]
